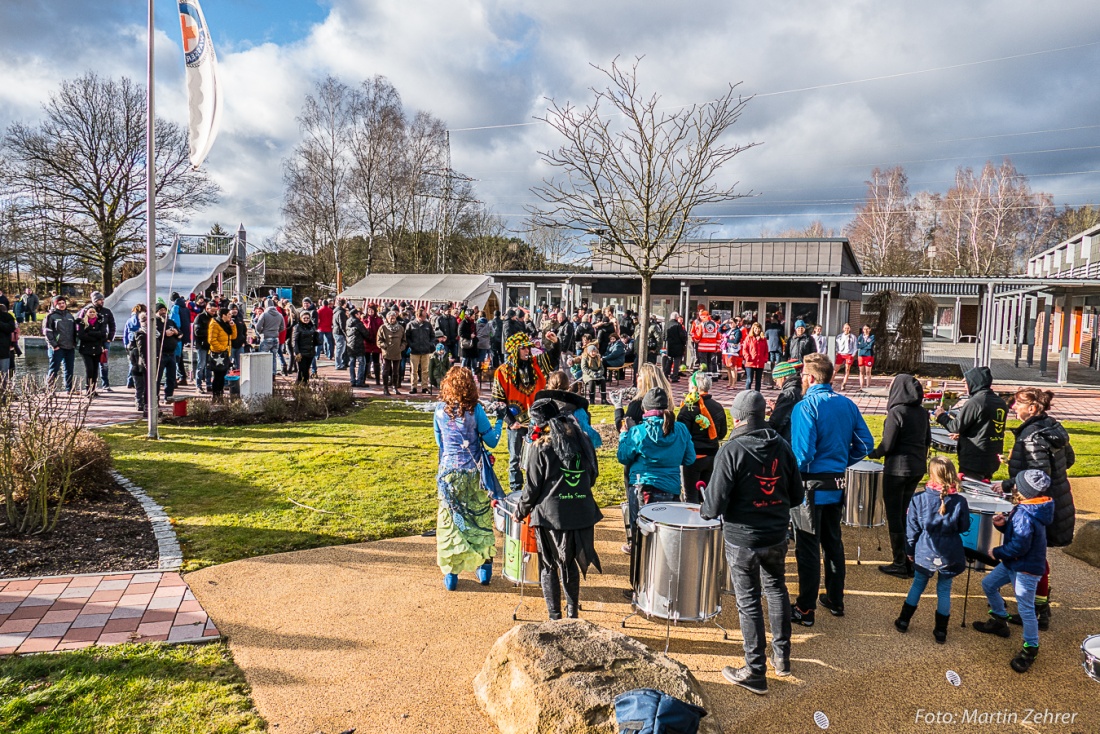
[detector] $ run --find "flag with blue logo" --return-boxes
[178,1,222,167]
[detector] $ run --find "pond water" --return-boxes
[18,343,136,384]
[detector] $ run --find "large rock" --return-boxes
[473,619,720,734]
[1065,519,1100,569]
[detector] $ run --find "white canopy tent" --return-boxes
[338,274,499,313]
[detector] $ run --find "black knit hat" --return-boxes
[641,387,669,412]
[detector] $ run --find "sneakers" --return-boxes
[771,654,791,677]
[791,606,815,628]
[443,573,458,591]
[1010,644,1039,673]
[973,613,1011,638]
[818,594,844,617]
[722,665,767,695]
[621,543,632,555]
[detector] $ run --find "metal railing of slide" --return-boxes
[218,253,266,299]
[175,233,236,256]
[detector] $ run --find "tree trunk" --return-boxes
[101,254,115,295]
[636,271,652,373]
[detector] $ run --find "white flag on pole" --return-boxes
[178,1,222,168]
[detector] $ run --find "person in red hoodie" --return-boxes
[690,308,721,374]
[740,321,769,391]
[316,298,334,361]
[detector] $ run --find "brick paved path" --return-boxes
[0,571,218,656]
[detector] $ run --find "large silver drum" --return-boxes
[1082,635,1100,683]
[960,491,1013,571]
[844,460,885,528]
[633,503,723,622]
[497,492,540,586]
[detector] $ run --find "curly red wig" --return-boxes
[440,366,479,418]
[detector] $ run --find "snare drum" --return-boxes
[930,428,957,454]
[960,492,1013,571]
[633,503,723,622]
[844,460,885,528]
[1082,635,1100,683]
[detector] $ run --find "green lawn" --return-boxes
[101,403,1100,571]
[0,643,264,734]
[103,402,625,571]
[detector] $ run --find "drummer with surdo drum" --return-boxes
[932,366,1007,482]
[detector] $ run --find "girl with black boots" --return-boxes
[894,457,970,643]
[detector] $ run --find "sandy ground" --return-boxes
[190,482,1100,734]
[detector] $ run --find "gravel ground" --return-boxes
[190,481,1100,734]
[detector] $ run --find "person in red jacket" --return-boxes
[690,309,721,374]
[741,321,769,391]
[316,299,334,361]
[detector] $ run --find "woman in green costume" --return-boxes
[434,366,505,591]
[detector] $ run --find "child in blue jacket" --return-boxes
[895,457,970,643]
[973,469,1054,673]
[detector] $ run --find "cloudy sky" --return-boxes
[4,0,1100,245]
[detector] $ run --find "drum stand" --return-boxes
[960,561,974,628]
[512,551,532,621]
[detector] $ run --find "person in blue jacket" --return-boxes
[617,387,695,531]
[973,469,1053,673]
[894,457,970,643]
[789,353,875,627]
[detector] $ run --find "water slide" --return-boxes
[103,240,236,322]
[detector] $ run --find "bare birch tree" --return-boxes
[843,166,919,275]
[529,57,757,342]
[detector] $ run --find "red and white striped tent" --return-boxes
[338,273,499,314]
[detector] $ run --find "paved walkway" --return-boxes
[80,354,1100,427]
[189,483,1100,734]
[0,571,218,655]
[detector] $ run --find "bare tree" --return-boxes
[523,219,584,269]
[529,57,757,345]
[1,73,219,294]
[844,166,919,275]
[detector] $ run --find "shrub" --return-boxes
[18,321,43,337]
[68,430,115,499]
[186,397,214,423]
[0,378,95,534]
[315,379,354,413]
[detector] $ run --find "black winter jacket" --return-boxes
[701,419,804,548]
[405,319,436,355]
[77,319,108,357]
[0,311,15,356]
[345,317,369,357]
[1004,414,1076,547]
[193,312,214,349]
[768,379,802,443]
[515,433,602,530]
[664,321,688,358]
[935,367,1007,479]
[787,333,817,362]
[292,322,320,355]
[676,394,728,457]
[869,374,931,476]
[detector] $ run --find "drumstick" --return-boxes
[939,380,947,409]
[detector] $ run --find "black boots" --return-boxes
[933,612,950,644]
[973,613,1011,638]
[879,533,912,578]
[1011,645,1039,673]
[894,602,917,632]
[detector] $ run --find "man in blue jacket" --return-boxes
[789,353,875,627]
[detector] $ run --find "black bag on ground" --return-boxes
[614,688,707,734]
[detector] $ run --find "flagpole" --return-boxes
[145,0,159,439]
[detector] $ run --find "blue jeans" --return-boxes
[745,366,763,391]
[769,350,782,365]
[349,354,366,385]
[99,356,111,388]
[906,567,954,616]
[196,348,210,389]
[983,564,1041,646]
[47,347,75,391]
[627,485,680,530]
[232,346,242,371]
[334,333,347,369]
[726,540,791,675]
[506,427,528,492]
[320,331,334,359]
[260,337,280,375]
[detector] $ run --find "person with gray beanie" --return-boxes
[702,390,803,693]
